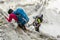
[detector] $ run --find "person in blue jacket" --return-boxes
[6,8,29,31]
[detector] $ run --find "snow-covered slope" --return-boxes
[40,0,60,37]
[0,0,60,40]
[0,9,56,40]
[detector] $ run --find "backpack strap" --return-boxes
[22,18,27,23]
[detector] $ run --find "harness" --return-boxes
[36,18,41,24]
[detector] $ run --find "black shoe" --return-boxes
[35,27,39,32]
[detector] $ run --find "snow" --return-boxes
[47,0,60,11]
[0,0,60,40]
[40,23,60,37]
[39,0,60,37]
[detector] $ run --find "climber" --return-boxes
[33,14,43,32]
[5,8,29,31]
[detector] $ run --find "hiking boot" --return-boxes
[35,27,39,32]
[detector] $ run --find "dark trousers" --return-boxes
[35,26,40,32]
[35,23,41,32]
[18,24,26,30]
